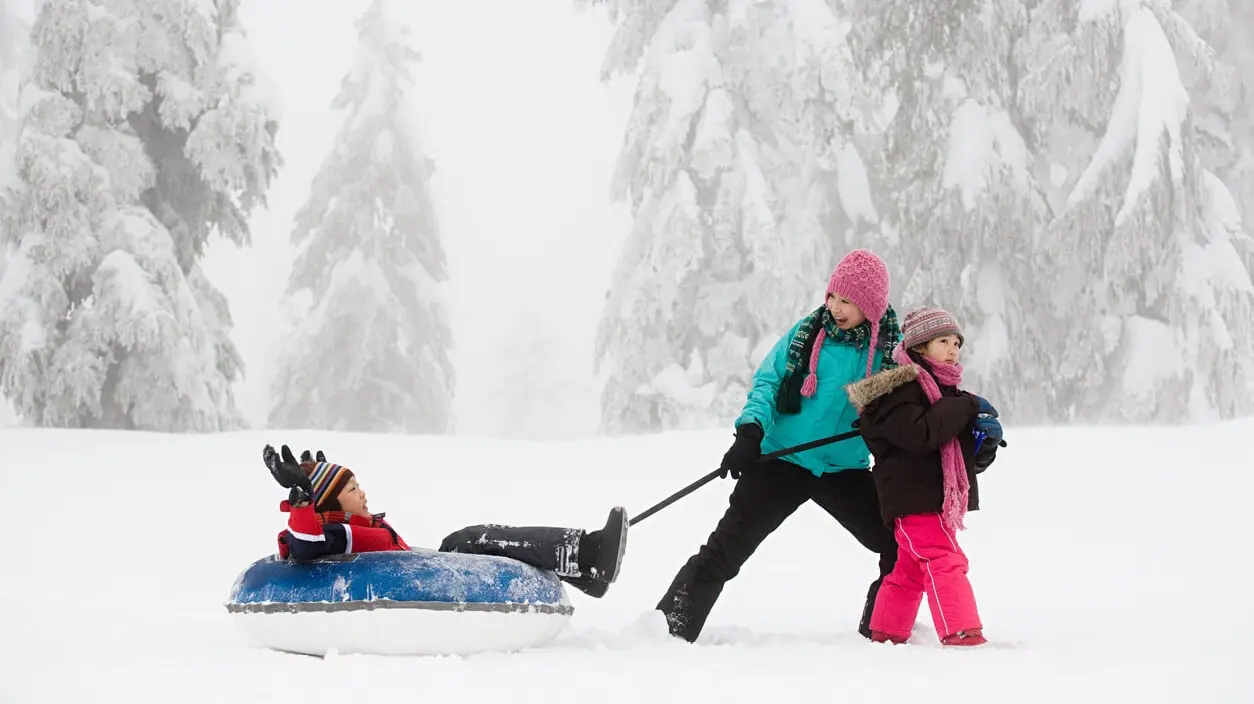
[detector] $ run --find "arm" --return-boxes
[283,504,401,559]
[865,392,980,455]
[734,322,800,434]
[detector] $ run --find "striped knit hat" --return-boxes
[901,307,964,351]
[304,461,355,511]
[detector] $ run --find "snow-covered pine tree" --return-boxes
[267,0,453,434]
[0,0,33,427]
[846,0,1056,420]
[1017,0,1254,421]
[1175,0,1254,269]
[580,0,880,433]
[0,0,279,431]
[0,0,29,200]
[1171,0,1254,407]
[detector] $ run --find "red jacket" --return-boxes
[277,501,410,560]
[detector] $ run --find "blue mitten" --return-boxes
[974,414,1003,444]
[972,394,998,418]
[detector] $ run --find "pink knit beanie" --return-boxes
[901,307,963,351]
[802,249,891,395]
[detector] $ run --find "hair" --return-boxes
[912,333,963,355]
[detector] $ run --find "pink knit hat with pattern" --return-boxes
[802,249,891,395]
[901,307,963,351]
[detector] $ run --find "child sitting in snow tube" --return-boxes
[263,443,628,598]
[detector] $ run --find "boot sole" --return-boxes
[596,507,629,584]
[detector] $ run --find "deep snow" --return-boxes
[1,420,1251,702]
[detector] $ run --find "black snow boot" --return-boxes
[570,506,629,598]
[592,506,629,584]
[565,574,608,599]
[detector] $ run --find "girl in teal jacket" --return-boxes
[656,249,902,643]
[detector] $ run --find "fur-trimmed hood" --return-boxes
[845,364,919,413]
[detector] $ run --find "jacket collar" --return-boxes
[845,364,919,412]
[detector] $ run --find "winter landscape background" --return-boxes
[2,0,1252,437]
[2,2,1252,702]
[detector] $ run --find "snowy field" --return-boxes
[1,420,1251,703]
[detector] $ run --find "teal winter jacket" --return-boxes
[734,319,887,476]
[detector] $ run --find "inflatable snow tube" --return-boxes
[226,549,572,657]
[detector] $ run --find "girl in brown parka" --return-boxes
[844,307,1004,646]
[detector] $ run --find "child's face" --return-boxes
[335,478,371,518]
[920,334,962,365]
[826,295,867,330]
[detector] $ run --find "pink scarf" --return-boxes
[891,346,969,533]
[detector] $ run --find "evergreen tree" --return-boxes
[581,0,879,432]
[847,0,1053,418]
[1,0,30,198]
[268,0,453,433]
[0,0,280,430]
[1016,0,1254,420]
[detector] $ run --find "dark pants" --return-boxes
[657,459,897,642]
[439,524,598,590]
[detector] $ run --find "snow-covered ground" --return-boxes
[2,421,1251,703]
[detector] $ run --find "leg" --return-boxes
[894,513,981,640]
[809,469,899,637]
[868,520,926,641]
[440,507,628,599]
[656,459,812,642]
[439,524,583,577]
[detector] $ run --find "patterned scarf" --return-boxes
[315,510,378,526]
[315,509,407,549]
[893,346,969,533]
[776,305,901,414]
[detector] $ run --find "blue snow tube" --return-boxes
[226,549,573,656]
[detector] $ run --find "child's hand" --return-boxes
[264,444,315,499]
[300,448,328,463]
[972,395,998,418]
[973,414,1003,445]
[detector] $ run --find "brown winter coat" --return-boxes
[845,364,982,526]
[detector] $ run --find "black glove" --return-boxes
[720,423,764,480]
[264,444,314,505]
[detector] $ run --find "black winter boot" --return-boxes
[563,507,629,599]
[565,574,608,598]
[571,507,629,598]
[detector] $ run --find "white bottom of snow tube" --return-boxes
[229,601,572,657]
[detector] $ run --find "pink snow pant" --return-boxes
[869,513,981,641]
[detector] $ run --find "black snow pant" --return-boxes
[656,458,897,642]
[438,524,599,591]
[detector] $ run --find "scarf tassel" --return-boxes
[801,373,818,398]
